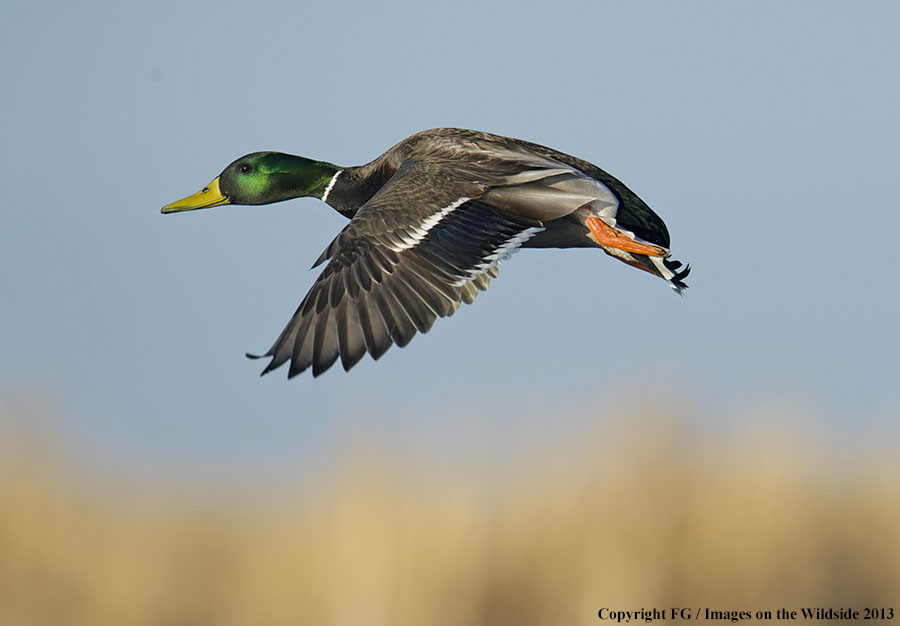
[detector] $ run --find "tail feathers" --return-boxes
[603,247,690,294]
[656,256,691,293]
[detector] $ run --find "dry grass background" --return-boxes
[1,407,898,626]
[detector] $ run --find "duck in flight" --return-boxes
[162,128,689,377]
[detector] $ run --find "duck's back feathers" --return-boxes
[396,128,672,247]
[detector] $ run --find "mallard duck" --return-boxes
[162,128,688,377]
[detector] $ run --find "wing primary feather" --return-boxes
[329,271,346,308]
[301,280,325,315]
[311,308,340,377]
[283,306,319,378]
[352,259,373,292]
[337,301,367,371]
[362,252,384,283]
[357,298,392,360]
[343,261,360,299]
[372,287,416,347]
[264,324,298,375]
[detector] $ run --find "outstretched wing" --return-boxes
[253,161,544,377]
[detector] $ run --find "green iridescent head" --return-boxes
[161,152,341,213]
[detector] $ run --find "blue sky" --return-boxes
[2,1,898,488]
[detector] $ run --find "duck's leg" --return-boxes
[584,216,668,257]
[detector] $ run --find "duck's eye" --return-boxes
[240,164,251,173]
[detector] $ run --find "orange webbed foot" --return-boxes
[585,216,668,257]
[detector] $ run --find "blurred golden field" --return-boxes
[1,406,898,626]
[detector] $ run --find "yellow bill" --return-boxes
[161,177,230,213]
